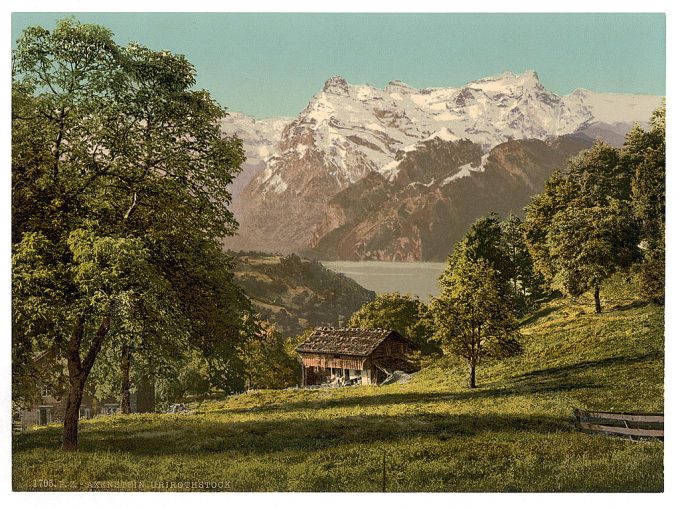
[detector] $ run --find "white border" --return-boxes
[1,2,676,509]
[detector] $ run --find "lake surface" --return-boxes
[321,261,447,301]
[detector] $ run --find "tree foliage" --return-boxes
[442,213,543,317]
[446,214,512,293]
[523,113,667,312]
[348,292,439,354]
[239,320,299,390]
[547,201,639,312]
[501,215,547,314]
[624,105,666,303]
[524,172,580,283]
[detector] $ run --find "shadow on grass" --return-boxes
[511,352,662,382]
[519,305,563,326]
[14,374,595,457]
[14,410,570,457]
[219,351,662,416]
[606,300,651,313]
[15,354,661,457]
[221,378,599,416]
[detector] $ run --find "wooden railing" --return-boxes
[573,409,664,439]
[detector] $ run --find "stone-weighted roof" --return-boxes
[295,327,410,356]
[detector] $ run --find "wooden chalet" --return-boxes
[295,327,418,387]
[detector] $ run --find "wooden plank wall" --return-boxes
[300,353,367,370]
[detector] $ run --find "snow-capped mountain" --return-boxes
[221,71,663,258]
[219,113,291,198]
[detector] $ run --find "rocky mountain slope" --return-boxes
[310,134,591,261]
[221,71,663,259]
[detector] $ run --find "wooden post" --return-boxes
[300,363,306,388]
[382,449,387,492]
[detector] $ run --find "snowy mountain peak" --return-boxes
[323,75,350,96]
[239,70,662,201]
[222,70,663,257]
[467,69,543,94]
[385,80,414,93]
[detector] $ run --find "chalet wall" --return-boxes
[296,329,417,387]
[299,353,368,371]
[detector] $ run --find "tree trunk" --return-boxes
[62,376,85,452]
[468,361,477,389]
[62,311,111,452]
[594,286,602,314]
[120,342,131,414]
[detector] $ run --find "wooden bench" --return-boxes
[573,409,664,440]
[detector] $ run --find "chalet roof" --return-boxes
[295,327,413,357]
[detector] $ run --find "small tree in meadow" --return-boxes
[431,259,521,388]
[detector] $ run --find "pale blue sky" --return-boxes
[12,13,666,118]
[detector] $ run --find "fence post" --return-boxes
[382,449,387,492]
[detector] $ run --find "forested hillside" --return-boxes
[231,252,375,337]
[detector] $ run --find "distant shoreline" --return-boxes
[321,261,446,301]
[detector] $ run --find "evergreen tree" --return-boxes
[501,215,546,314]
[624,105,665,248]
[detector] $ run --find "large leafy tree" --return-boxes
[449,213,513,293]
[431,259,521,388]
[524,134,651,312]
[442,213,542,316]
[524,172,580,283]
[347,292,439,354]
[547,201,639,313]
[12,19,246,450]
[567,140,628,204]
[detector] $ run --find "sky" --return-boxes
[11,12,666,119]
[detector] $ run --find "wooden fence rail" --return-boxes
[573,409,664,439]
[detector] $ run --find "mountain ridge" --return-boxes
[221,71,663,259]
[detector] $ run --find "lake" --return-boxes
[321,261,447,301]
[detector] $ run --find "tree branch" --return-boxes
[81,311,112,376]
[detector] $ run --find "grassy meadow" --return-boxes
[13,276,664,492]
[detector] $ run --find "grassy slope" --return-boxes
[13,276,664,492]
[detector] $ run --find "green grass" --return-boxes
[13,276,664,492]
